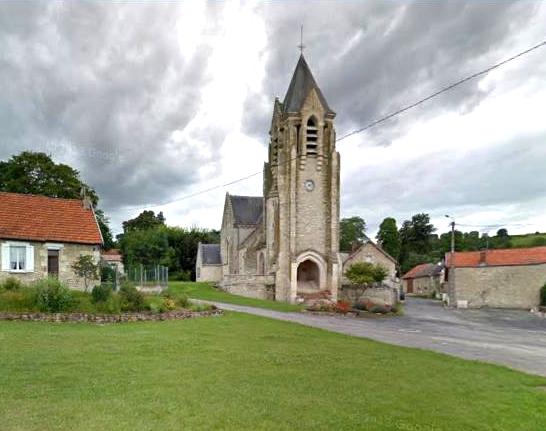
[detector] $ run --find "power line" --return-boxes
[336,39,546,142]
[123,39,546,212]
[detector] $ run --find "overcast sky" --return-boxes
[1,1,545,237]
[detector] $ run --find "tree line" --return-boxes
[340,214,529,274]
[0,151,218,280]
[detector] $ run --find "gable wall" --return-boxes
[454,264,546,308]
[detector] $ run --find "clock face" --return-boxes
[304,179,315,191]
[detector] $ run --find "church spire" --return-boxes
[282,55,334,114]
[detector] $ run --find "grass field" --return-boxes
[510,232,546,247]
[1,313,545,430]
[168,281,303,312]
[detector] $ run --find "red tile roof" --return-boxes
[102,249,122,261]
[445,247,546,267]
[402,263,442,279]
[0,192,103,245]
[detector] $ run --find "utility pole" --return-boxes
[445,215,456,307]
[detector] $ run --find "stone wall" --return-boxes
[0,308,223,323]
[453,263,546,309]
[197,265,222,283]
[403,276,440,296]
[339,285,398,306]
[0,241,100,290]
[221,274,275,300]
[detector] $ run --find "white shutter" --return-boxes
[1,244,9,271]
[26,245,35,272]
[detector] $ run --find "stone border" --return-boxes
[0,308,223,323]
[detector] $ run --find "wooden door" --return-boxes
[48,250,59,278]
[406,279,414,294]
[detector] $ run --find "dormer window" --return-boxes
[306,117,318,155]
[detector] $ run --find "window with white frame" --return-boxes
[10,246,26,271]
[1,242,34,273]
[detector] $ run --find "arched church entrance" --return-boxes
[296,259,320,293]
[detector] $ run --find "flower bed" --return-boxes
[0,308,223,323]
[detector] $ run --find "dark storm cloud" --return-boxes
[0,0,544,233]
[244,1,538,141]
[0,1,219,215]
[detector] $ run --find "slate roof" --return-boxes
[229,195,263,226]
[403,263,443,279]
[200,243,221,265]
[0,192,103,245]
[445,247,546,267]
[282,55,334,114]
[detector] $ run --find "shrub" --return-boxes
[176,293,190,308]
[119,283,145,312]
[163,297,177,311]
[392,302,404,315]
[335,300,352,313]
[345,262,389,286]
[1,277,24,291]
[95,295,122,314]
[33,278,73,312]
[100,265,116,283]
[541,283,546,307]
[91,284,112,303]
[0,289,37,311]
[169,270,191,282]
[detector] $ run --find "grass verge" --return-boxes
[168,281,303,312]
[0,313,545,430]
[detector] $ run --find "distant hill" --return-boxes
[509,232,546,248]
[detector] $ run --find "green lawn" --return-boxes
[1,314,545,430]
[168,281,303,312]
[510,232,546,247]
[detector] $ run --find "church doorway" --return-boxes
[296,259,320,293]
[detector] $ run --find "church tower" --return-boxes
[263,55,341,302]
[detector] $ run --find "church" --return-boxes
[196,54,341,303]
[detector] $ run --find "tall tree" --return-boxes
[122,210,166,233]
[0,151,98,204]
[376,217,400,260]
[0,151,112,246]
[339,216,366,252]
[95,209,115,250]
[398,213,436,273]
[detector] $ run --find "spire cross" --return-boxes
[297,25,305,54]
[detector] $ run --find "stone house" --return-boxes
[402,263,444,296]
[101,249,125,274]
[446,247,546,309]
[195,243,222,282]
[196,54,341,303]
[0,192,103,290]
[341,237,398,287]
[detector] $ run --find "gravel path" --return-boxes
[204,298,546,377]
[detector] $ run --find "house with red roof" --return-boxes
[445,246,546,309]
[0,192,103,290]
[101,249,124,275]
[402,262,444,296]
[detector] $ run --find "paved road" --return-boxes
[206,298,546,377]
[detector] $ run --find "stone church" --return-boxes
[196,54,341,303]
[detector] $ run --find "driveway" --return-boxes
[207,298,546,377]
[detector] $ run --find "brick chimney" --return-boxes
[81,187,93,210]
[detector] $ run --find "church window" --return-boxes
[306,117,318,155]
